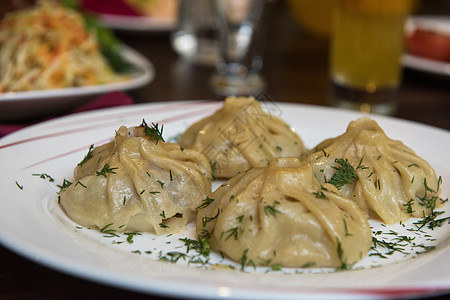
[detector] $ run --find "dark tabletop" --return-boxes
[1,1,449,299]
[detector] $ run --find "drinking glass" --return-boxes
[329,0,414,115]
[209,0,267,97]
[171,0,219,65]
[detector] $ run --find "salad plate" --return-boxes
[0,101,449,299]
[403,16,450,78]
[80,0,178,33]
[99,14,176,33]
[403,54,450,78]
[0,46,155,122]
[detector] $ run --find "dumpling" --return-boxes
[302,117,443,224]
[59,122,212,235]
[196,157,372,269]
[178,96,306,178]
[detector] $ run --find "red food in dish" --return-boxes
[407,28,450,62]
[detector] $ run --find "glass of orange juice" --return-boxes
[329,0,414,115]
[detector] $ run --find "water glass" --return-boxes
[171,0,219,65]
[209,0,267,97]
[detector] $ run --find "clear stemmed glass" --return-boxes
[209,0,267,97]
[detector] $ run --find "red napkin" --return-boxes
[80,0,141,17]
[0,91,134,138]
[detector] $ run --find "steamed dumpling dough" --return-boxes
[303,117,443,224]
[60,123,212,235]
[196,157,371,268]
[178,96,306,178]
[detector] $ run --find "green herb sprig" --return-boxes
[140,120,165,144]
[96,164,118,177]
[329,158,357,189]
[77,144,94,167]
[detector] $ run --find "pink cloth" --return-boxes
[0,91,134,138]
[81,0,141,16]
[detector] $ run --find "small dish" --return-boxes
[0,46,155,122]
[403,16,450,78]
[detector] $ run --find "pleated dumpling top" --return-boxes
[303,117,443,224]
[60,123,212,235]
[196,157,372,268]
[178,96,306,178]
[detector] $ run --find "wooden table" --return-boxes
[1,1,449,299]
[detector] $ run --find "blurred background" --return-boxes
[0,0,449,128]
[0,0,450,299]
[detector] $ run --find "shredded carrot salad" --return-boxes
[0,0,127,93]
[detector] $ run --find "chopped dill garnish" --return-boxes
[313,190,327,199]
[161,251,188,263]
[209,161,217,181]
[100,223,119,238]
[371,235,407,256]
[336,239,350,270]
[320,148,329,158]
[258,257,272,266]
[224,227,239,240]
[343,218,352,236]
[264,201,281,217]
[77,144,94,166]
[140,119,165,144]
[124,231,142,244]
[198,232,212,257]
[32,173,55,182]
[239,248,256,271]
[356,157,368,170]
[271,264,282,271]
[57,179,72,191]
[96,164,118,177]
[403,198,415,214]
[75,181,87,188]
[196,197,215,210]
[437,176,442,192]
[202,209,220,227]
[414,207,449,230]
[15,181,23,190]
[329,158,357,189]
[180,231,211,258]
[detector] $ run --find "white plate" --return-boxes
[403,54,450,77]
[0,101,449,300]
[403,16,450,78]
[0,46,155,122]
